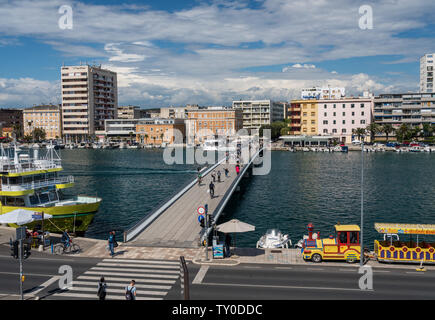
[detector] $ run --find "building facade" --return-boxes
[136,118,185,145]
[186,107,243,144]
[105,119,140,140]
[61,65,118,142]
[160,106,193,119]
[0,109,23,138]
[23,105,62,140]
[301,87,346,100]
[232,100,283,130]
[117,106,147,119]
[374,93,435,140]
[420,54,434,93]
[286,100,318,136]
[317,98,373,143]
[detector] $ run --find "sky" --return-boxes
[0,0,434,109]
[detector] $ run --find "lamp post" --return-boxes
[360,134,365,267]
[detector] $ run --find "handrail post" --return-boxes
[180,256,190,300]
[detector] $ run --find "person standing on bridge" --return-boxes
[209,180,215,198]
[235,164,240,175]
[224,168,229,177]
[217,170,221,182]
[211,170,216,182]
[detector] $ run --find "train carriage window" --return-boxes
[339,232,347,244]
[349,231,359,244]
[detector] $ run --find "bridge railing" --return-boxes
[124,156,226,242]
[200,147,263,243]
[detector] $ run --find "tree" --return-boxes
[366,123,381,143]
[32,128,46,142]
[352,127,366,141]
[381,124,395,142]
[144,134,149,144]
[422,123,434,138]
[395,124,411,142]
[160,133,164,143]
[129,131,134,144]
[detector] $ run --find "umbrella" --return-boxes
[216,219,255,256]
[0,209,52,226]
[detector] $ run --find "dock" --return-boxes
[124,148,263,248]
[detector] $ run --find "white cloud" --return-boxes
[104,43,146,63]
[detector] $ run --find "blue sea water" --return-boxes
[60,149,435,248]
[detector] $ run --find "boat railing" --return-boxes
[2,176,74,191]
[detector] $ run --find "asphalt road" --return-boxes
[166,262,435,300]
[0,243,101,299]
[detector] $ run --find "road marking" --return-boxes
[307,268,323,271]
[243,266,261,269]
[72,281,171,290]
[97,262,179,269]
[66,286,167,296]
[53,292,162,300]
[0,271,55,277]
[84,270,178,279]
[192,266,209,284]
[339,269,355,272]
[373,270,390,273]
[104,259,179,265]
[27,276,60,296]
[406,272,428,275]
[90,266,179,274]
[78,275,176,284]
[274,267,293,270]
[201,282,369,292]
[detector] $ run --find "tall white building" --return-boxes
[301,87,345,100]
[61,65,118,142]
[420,54,434,93]
[232,100,284,129]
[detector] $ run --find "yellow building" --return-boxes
[136,118,185,145]
[289,100,318,135]
[23,105,62,140]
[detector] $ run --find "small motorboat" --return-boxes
[256,229,292,249]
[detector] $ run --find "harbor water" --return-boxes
[60,149,435,248]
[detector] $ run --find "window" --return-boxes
[351,104,355,108]
[311,112,315,116]
[361,111,364,116]
[311,120,315,124]
[303,112,307,116]
[332,128,337,133]
[352,112,355,116]
[352,120,355,124]
[311,128,315,132]
[333,120,336,124]
[342,129,346,133]
[324,112,327,116]
[324,104,327,109]
[349,232,359,244]
[342,112,345,116]
[323,129,328,133]
[342,104,345,108]
[339,232,348,244]
[360,104,364,108]
[360,120,366,124]
[323,120,328,124]
[333,112,336,116]
[342,120,345,124]
[333,104,336,108]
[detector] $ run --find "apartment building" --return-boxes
[286,100,318,135]
[23,105,62,140]
[136,118,185,145]
[117,106,148,119]
[0,109,23,137]
[374,92,435,140]
[420,54,434,93]
[61,65,118,142]
[185,107,243,144]
[232,100,283,130]
[318,98,373,143]
[160,106,194,119]
[105,118,140,140]
[301,87,345,100]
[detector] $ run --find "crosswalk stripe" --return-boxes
[72,281,171,290]
[78,275,176,284]
[67,286,167,296]
[97,262,179,269]
[103,259,179,265]
[90,266,179,274]
[54,292,162,300]
[84,270,178,279]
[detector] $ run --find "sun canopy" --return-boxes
[216,219,255,233]
[335,224,360,232]
[375,223,435,235]
[0,209,52,226]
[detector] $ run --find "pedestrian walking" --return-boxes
[108,231,115,257]
[224,168,229,177]
[225,234,232,257]
[211,170,216,182]
[125,280,137,300]
[235,164,240,175]
[97,276,107,300]
[217,170,221,182]
[209,180,215,198]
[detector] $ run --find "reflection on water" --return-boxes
[61,149,435,248]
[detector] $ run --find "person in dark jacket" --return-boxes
[97,276,107,300]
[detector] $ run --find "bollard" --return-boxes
[51,243,54,254]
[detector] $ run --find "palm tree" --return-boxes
[144,134,149,144]
[395,124,410,143]
[422,123,434,138]
[366,123,381,143]
[381,124,395,143]
[160,133,164,144]
[352,127,366,142]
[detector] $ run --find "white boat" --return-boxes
[256,229,292,249]
[409,146,423,152]
[302,147,310,152]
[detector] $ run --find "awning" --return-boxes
[375,223,435,235]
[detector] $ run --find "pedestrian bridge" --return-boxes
[124,147,264,248]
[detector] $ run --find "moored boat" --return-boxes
[256,229,292,249]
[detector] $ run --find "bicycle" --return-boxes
[54,239,81,255]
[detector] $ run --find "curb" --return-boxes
[192,258,240,266]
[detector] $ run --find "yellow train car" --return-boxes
[374,223,435,264]
[302,224,361,263]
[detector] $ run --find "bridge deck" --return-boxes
[130,161,243,248]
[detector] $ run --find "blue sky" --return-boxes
[0,0,434,108]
